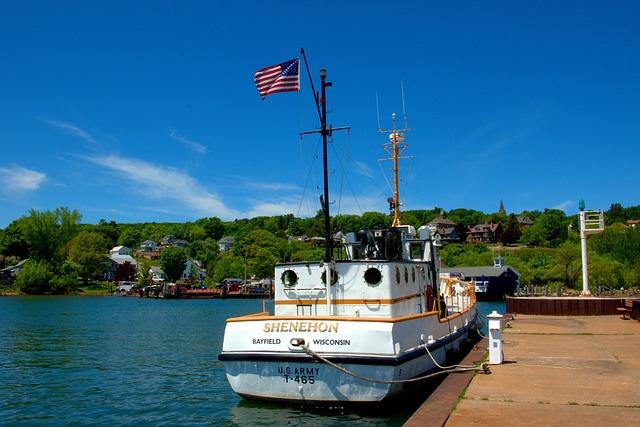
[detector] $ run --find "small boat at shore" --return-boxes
[218,63,478,404]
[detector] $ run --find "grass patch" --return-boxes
[76,282,113,295]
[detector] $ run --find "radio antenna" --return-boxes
[401,81,409,129]
[376,92,382,131]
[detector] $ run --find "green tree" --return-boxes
[500,214,521,244]
[605,203,625,225]
[0,220,29,259]
[137,260,153,287]
[117,225,143,249]
[553,241,581,288]
[213,253,245,283]
[20,207,81,262]
[588,253,625,289]
[537,209,569,246]
[93,219,119,248]
[15,260,53,294]
[360,212,390,229]
[68,231,109,283]
[519,222,545,246]
[446,208,486,229]
[160,247,187,282]
[249,247,279,279]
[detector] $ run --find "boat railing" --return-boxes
[283,287,327,299]
[440,276,476,313]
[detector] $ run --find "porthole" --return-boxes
[404,267,409,284]
[364,268,382,286]
[281,270,298,287]
[395,266,401,285]
[412,267,416,283]
[321,269,339,286]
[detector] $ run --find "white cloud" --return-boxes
[553,200,573,212]
[245,181,301,192]
[45,119,98,146]
[353,160,374,179]
[0,165,46,194]
[169,129,207,154]
[244,201,302,218]
[82,154,238,219]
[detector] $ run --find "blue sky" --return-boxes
[1,0,638,227]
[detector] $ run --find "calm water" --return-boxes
[0,297,503,425]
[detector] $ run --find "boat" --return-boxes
[218,62,478,404]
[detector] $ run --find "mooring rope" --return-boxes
[296,342,489,385]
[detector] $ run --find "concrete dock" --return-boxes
[447,315,640,426]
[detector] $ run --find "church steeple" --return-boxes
[498,199,506,215]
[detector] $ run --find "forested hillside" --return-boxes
[1,203,639,293]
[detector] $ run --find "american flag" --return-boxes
[254,58,300,99]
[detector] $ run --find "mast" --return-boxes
[299,51,349,262]
[381,113,409,227]
[319,69,332,262]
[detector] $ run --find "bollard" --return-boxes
[487,311,503,364]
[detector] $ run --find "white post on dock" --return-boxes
[487,311,503,365]
[578,200,604,297]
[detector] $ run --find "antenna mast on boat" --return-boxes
[299,48,350,261]
[380,112,410,227]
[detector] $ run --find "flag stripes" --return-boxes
[254,58,300,99]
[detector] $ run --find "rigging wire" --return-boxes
[329,139,364,216]
[296,134,322,218]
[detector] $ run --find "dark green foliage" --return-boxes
[160,247,187,282]
[50,274,79,294]
[93,220,120,248]
[213,254,245,283]
[20,207,81,262]
[360,212,390,229]
[590,224,640,266]
[3,202,640,292]
[117,225,143,249]
[0,220,29,259]
[440,244,492,267]
[446,208,486,229]
[68,231,109,282]
[500,214,522,244]
[15,260,53,294]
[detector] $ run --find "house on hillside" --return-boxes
[217,236,234,253]
[181,260,206,282]
[517,216,534,228]
[441,257,520,300]
[139,240,158,252]
[160,235,189,249]
[136,240,161,259]
[427,217,465,243]
[288,235,310,242]
[105,254,138,281]
[149,266,166,283]
[110,246,132,256]
[0,259,28,281]
[148,261,206,283]
[466,223,502,243]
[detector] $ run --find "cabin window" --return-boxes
[412,267,416,283]
[364,268,382,286]
[395,266,401,285]
[404,267,409,284]
[281,270,298,287]
[410,242,424,259]
[321,269,339,286]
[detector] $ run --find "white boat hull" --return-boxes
[219,309,478,403]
